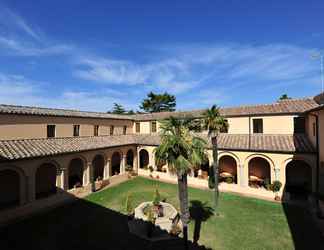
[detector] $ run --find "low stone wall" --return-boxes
[138,169,277,201]
[0,191,77,227]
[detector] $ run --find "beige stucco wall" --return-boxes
[137,115,297,135]
[134,121,160,135]
[227,117,250,134]
[0,114,133,140]
[254,115,294,134]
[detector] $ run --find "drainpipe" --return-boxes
[309,113,323,218]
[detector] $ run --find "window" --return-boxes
[110,125,114,135]
[135,122,140,133]
[313,122,316,137]
[47,125,56,138]
[294,117,305,133]
[73,125,80,136]
[94,125,99,136]
[253,119,263,133]
[151,121,157,133]
[123,126,127,135]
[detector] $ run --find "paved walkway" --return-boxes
[139,175,278,202]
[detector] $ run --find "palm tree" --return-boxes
[155,117,207,249]
[203,105,228,213]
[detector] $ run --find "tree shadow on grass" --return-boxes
[189,200,214,245]
[0,189,211,250]
[282,191,324,250]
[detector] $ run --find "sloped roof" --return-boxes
[0,133,315,162]
[0,97,320,121]
[0,104,133,120]
[131,98,319,120]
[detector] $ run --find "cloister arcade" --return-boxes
[0,146,316,216]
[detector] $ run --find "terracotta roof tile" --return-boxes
[0,97,320,121]
[0,133,315,162]
[0,104,133,120]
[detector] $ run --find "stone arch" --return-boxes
[219,155,238,184]
[0,166,26,209]
[247,156,272,188]
[126,149,134,169]
[111,151,121,176]
[245,154,275,169]
[35,162,58,199]
[285,159,312,193]
[139,149,150,169]
[218,151,241,166]
[68,158,85,189]
[92,154,105,181]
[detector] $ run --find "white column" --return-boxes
[133,150,138,172]
[274,168,280,181]
[239,164,247,187]
[85,161,92,185]
[121,154,126,174]
[151,151,157,171]
[104,159,110,179]
[61,167,68,190]
[137,147,141,170]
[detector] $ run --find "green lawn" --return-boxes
[1,177,323,250]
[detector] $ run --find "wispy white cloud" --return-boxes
[73,43,319,98]
[0,36,73,56]
[0,72,138,111]
[0,7,74,57]
[0,7,41,41]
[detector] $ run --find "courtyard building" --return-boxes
[0,92,324,225]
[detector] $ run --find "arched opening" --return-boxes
[139,149,149,169]
[286,160,312,194]
[92,155,105,181]
[68,158,84,189]
[36,163,57,199]
[111,152,121,176]
[0,169,20,210]
[219,155,237,184]
[248,157,271,189]
[126,150,134,169]
[194,157,209,179]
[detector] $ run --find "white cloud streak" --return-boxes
[73,43,319,98]
[0,7,41,41]
[0,73,137,111]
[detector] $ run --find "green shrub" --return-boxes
[153,189,161,206]
[225,177,233,184]
[271,180,282,192]
[125,193,133,216]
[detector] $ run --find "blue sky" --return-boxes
[0,1,323,112]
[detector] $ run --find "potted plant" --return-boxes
[271,180,282,201]
[152,189,163,217]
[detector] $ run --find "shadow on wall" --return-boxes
[281,192,324,250]
[0,188,211,250]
